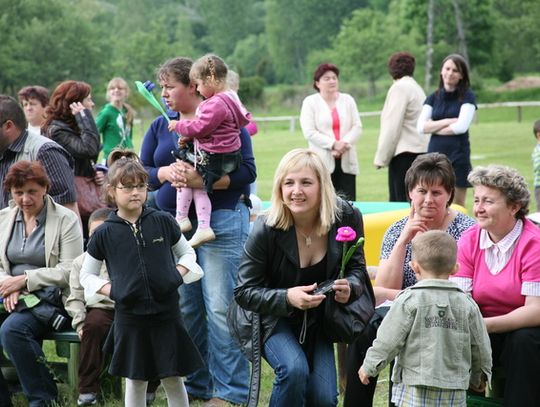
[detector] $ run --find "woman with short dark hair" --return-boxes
[0,160,83,405]
[17,85,49,135]
[374,52,427,202]
[300,63,362,201]
[343,152,476,406]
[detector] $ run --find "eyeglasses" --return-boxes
[115,183,148,193]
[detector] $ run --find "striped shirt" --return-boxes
[533,143,540,187]
[0,130,76,208]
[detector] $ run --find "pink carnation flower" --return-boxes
[336,226,356,242]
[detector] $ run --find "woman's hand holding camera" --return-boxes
[287,284,325,310]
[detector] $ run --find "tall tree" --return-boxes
[451,0,469,64]
[332,9,396,96]
[425,0,435,90]
[105,0,197,83]
[403,0,494,85]
[490,0,540,79]
[195,0,261,58]
[265,0,368,83]
[0,0,108,93]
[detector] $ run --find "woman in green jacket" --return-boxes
[96,77,135,162]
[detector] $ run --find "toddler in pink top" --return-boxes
[168,54,251,248]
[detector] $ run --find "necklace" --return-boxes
[297,228,313,247]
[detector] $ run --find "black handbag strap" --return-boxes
[247,312,261,407]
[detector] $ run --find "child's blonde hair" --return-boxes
[106,77,134,125]
[190,54,228,92]
[411,230,457,276]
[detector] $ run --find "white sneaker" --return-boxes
[177,217,192,232]
[146,392,156,405]
[188,227,216,248]
[78,393,97,406]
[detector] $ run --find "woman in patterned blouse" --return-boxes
[343,152,475,406]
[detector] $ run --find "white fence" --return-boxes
[252,101,540,132]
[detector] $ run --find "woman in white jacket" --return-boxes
[300,63,362,200]
[374,52,427,202]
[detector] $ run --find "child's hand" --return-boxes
[358,367,370,385]
[177,264,189,277]
[179,136,189,148]
[168,120,178,132]
[469,374,487,393]
[99,283,111,297]
[77,326,84,340]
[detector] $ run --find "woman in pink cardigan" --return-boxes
[300,63,362,201]
[452,165,540,406]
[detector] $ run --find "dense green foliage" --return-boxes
[1,0,539,103]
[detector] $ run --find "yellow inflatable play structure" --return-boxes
[260,201,467,268]
[361,203,467,267]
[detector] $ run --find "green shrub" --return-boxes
[476,87,540,103]
[238,76,266,105]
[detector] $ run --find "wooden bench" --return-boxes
[43,330,81,392]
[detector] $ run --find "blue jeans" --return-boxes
[0,311,57,406]
[263,320,338,407]
[179,203,250,404]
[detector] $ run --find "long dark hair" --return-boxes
[437,54,470,100]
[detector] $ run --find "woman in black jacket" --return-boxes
[232,148,373,407]
[44,80,102,236]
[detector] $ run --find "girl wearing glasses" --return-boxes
[80,149,204,407]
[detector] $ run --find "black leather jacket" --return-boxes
[46,109,100,177]
[231,198,372,357]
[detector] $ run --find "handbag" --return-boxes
[227,300,261,407]
[322,284,375,344]
[74,175,107,217]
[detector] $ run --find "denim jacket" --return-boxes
[363,279,492,390]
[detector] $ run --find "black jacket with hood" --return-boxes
[87,207,183,315]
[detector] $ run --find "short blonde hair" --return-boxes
[266,148,339,235]
[411,230,457,276]
[106,77,129,97]
[468,165,530,219]
[106,77,134,125]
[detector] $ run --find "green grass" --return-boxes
[27,108,538,406]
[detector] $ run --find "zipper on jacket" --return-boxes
[124,219,152,302]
